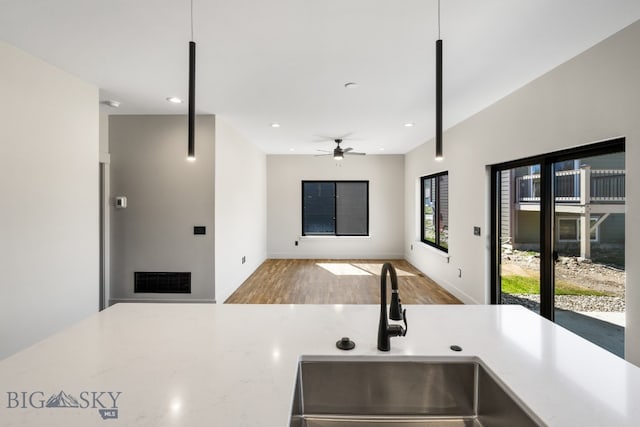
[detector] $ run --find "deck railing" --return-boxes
[516,167,625,203]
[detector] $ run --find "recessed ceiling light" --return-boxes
[166,97,183,104]
[379,148,385,151]
[344,82,358,89]
[271,123,281,128]
[404,122,415,127]
[289,148,295,152]
[102,100,120,108]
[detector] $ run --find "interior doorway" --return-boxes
[491,138,625,357]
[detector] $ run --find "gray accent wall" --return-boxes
[109,115,215,303]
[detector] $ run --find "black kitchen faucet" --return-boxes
[378,262,408,351]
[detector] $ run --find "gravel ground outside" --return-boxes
[502,293,625,312]
[501,249,625,312]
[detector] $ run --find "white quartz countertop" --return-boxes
[1,303,640,426]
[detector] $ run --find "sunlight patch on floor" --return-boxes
[315,262,416,277]
[316,263,372,276]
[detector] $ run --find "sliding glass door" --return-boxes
[552,152,625,356]
[491,139,625,356]
[497,164,541,315]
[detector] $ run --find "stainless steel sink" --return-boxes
[289,357,544,427]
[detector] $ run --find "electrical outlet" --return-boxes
[458,268,462,278]
[241,256,246,264]
[473,226,481,236]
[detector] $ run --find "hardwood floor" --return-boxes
[225,259,461,304]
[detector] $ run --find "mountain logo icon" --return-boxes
[45,391,80,408]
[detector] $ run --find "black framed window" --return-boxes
[302,181,369,236]
[421,172,448,252]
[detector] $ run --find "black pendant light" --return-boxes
[435,0,443,161]
[187,0,196,161]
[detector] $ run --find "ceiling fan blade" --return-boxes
[311,132,354,143]
[343,147,354,152]
[314,153,332,157]
[345,152,366,156]
[334,132,354,141]
[316,149,331,153]
[311,137,333,143]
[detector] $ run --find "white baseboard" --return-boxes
[433,279,479,305]
[268,253,405,259]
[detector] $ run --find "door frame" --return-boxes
[99,153,111,311]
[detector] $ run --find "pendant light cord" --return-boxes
[190,0,194,41]
[437,0,441,39]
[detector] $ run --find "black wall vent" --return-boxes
[134,272,191,293]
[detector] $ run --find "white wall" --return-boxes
[109,115,215,303]
[215,117,267,303]
[268,155,404,259]
[404,21,640,364]
[0,42,99,359]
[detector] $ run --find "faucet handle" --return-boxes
[387,324,404,337]
[387,309,408,338]
[401,309,407,336]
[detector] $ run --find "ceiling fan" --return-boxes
[316,139,366,160]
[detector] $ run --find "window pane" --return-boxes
[589,218,598,241]
[553,149,625,357]
[558,218,578,240]
[422,172,448,252]
[423,178,436,244]
[302,182,335,235]
[498,163,541,315]
[336,182,368,235]
[438,174,449,249]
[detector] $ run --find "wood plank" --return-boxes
[225,259,462,305]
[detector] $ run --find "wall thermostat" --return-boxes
[115,196,127,209]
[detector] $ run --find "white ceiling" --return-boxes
[1,1,639,154]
